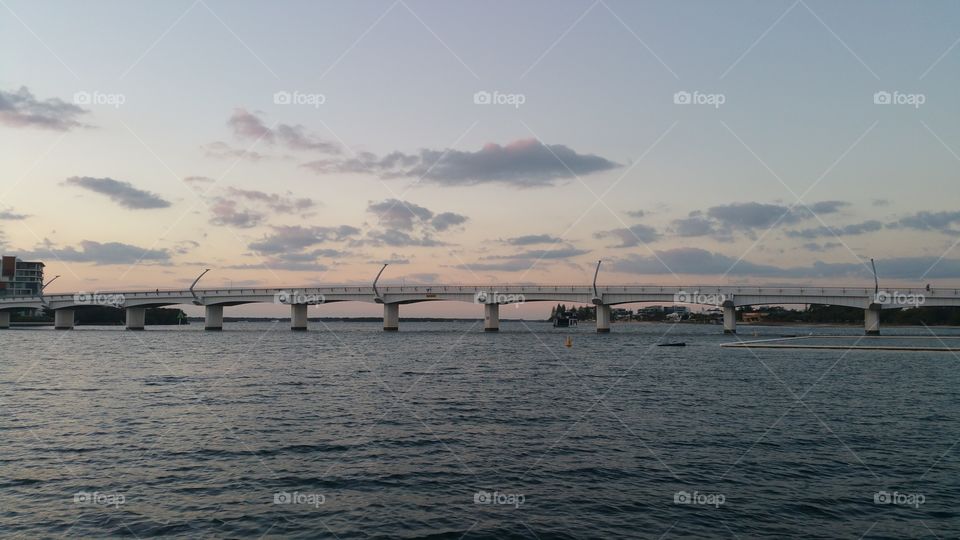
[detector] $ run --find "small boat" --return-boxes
[657,342,686,347]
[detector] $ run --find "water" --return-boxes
[1,322,958,538]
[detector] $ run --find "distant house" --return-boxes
[742,312,767,323]
[0,256,44,297]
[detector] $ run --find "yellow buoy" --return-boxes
[565,336,573,348]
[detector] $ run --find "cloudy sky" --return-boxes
[3,0,960,317]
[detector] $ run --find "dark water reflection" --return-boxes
[1,322,957,538]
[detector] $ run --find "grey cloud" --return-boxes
[228,248,342,272]
[667,201,849,240]
[802,242,842,252]
[380,254,411,264]
[0,208,29,220]
[184,176,215,185]
[203,141,270,162]
[228,109,338,154]
[807,201,850,214]
[174,240,200,255]
[25,240,169,264]
[671,215,722,238]
[892,211,960,233]
[707,202,802,229]
[366,229,444,247]
[503,234,562,245]
[364,199,468,246]
[225,187,315,214]
[490,247,590,260]
[229,260,330,272]
[0,86,89,131]
[248,225,360,254]
[367,199,435,231]
[626,210,647,219]
[203,187,318,228]
[609,248,960,279]
[458,245,590,272]
[209,199,265,228]
[64,176,171,209]
[785,220,884,239]
[594,224,660,248]
[431,212,468,232]
[302,138,620,187]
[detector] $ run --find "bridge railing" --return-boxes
[3,284,959,303]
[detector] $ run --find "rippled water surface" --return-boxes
[2,322,958,538]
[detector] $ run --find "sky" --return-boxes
[2,0,960,318]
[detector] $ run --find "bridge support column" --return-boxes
[723,305,737,334]
[54,309,75,330]
[865,307,881,336]
[125,307,146,330]
[596,304,610,333]
[383,303,399,331]
[0,311,9,329]
[484,303,500,332]
[291,304,308,331]
[205,305,223,331]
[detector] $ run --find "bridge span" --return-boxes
[0,284,957,334]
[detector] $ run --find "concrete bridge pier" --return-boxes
[383,303,399,331]
[205,305,223,331]
[0,312,9,329]
[126,307,146,330]
[484,303,499,332]
[865,306,881,335]
[291,304,308,331]
[596,304,611,333]
[54,309,75,330]
[723,304,737,334]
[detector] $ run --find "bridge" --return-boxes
[0,284,957,335]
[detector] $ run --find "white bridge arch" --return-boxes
[0,284,957,334]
